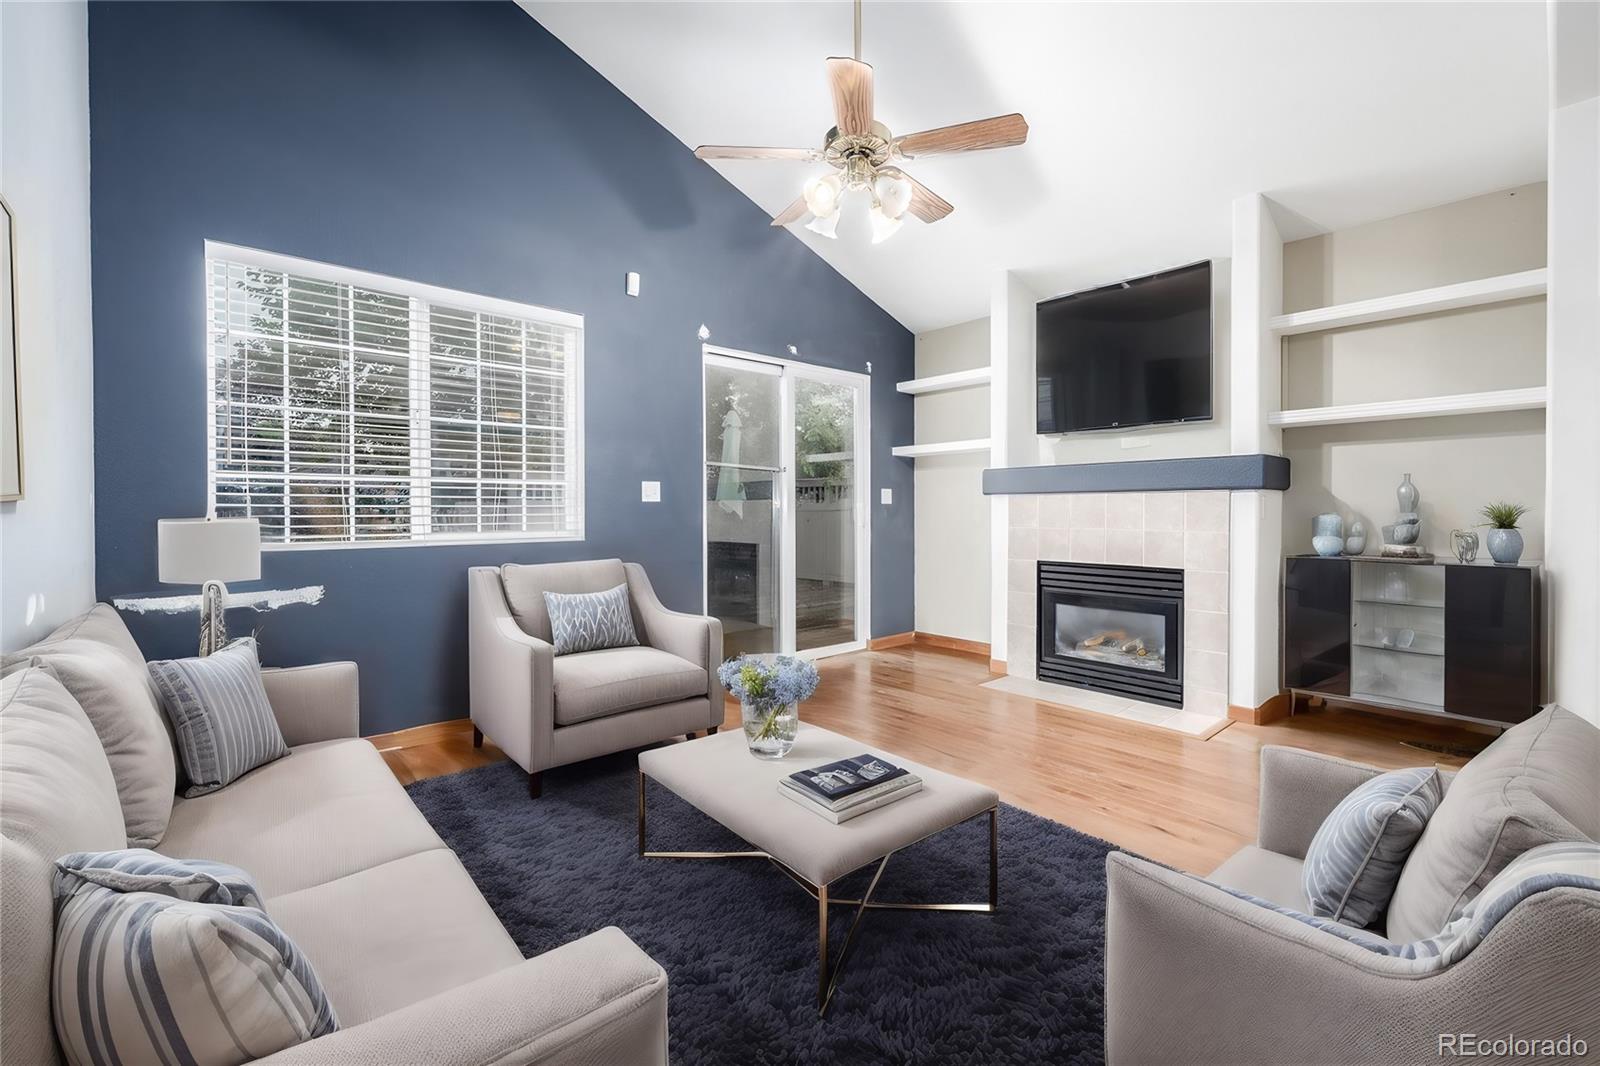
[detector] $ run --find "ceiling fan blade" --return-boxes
[904,175,954,223]
[826,57,874,137]
[694,145,819,161]
[894,113,1029,158]
[769,195,811,227]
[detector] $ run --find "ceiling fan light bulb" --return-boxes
[803,172,843,218]
[869,205,902,244]
[873,172,914,219]
[805,210,840,239]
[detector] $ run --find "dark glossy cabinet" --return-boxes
[1282,557,1542,727]
[1284,557,1352,695]
[1444,565,1540,724]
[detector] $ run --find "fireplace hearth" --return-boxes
[1038,561,1184,707]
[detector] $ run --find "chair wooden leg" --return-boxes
[472,726,483,749]
[528,771,542,799]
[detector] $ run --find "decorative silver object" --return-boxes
[1379,474,1425,558]
[1344,520,1367,556]
[1396,473,1419,513]
[1452,529,1480,564]
[1312,512,1343,555]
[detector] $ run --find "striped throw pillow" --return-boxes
[148,638,287,796]
[52,850,337,1066]
[1303,766,1444,928]
[542,583,640,655]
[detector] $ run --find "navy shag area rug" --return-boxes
[407,749,1115,1065]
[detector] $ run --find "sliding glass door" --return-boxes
[792,376,861,652]
[704,357,782,657]
[704,349,869,659]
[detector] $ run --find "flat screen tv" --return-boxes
[1035,260,1212,434]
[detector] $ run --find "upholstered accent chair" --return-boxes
[1104,706,1600,1065]
[468,560,724,797]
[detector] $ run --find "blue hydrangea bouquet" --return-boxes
[717,654,820,759]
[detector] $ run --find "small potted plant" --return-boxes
[717,654,819,760]
[1479,502,1528,565]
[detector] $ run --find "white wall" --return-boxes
[0,1,97,649]
[912,317,990,642]
[1279,185,1548,561]
[1544,0,1600,724]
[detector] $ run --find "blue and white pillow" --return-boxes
[1303,766,1443,928]
[148,638,288,796]
[52,850,337,1066]
[1212,840,1600,971]
[543,584,640,656]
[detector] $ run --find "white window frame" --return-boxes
[204,240,585,551]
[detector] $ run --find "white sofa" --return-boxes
[0,605,668,1065]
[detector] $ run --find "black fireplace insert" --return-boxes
[1037,561,1184,707]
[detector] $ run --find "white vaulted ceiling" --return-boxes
[522,1,1548,332]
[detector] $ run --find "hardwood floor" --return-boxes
[370,643,1494,873]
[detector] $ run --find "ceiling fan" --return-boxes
[694,0,1029,244]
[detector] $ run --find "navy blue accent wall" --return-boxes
[88,2,914,733]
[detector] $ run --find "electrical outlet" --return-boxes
[641,481,661,503]
[880,488,893,505]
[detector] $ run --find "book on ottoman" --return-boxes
[779,754,924,823]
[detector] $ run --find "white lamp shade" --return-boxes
[158,518,261,585]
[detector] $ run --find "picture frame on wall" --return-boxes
[1,193,20,502]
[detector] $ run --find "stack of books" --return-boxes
[779,754,923,823]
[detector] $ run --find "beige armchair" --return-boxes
[1105,708,1600,1064]
[469,559,724,797]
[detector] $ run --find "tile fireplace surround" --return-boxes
[1006,491,1231,722]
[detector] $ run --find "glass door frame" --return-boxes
[701,344,871,659]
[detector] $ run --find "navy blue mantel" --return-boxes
[88,1,914,733]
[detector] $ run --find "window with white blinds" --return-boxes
[205,243,583,546]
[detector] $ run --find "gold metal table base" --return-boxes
[637,769,999,1015]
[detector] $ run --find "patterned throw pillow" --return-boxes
[148,638,288,796]
[1303,766,1444,928]
[52,850,337,1066]
[542,583,641,656]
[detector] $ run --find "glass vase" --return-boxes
[741,700,798,760]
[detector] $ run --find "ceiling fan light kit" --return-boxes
[692,0,1028,245]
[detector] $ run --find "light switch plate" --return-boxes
[625,272,641,297]
[641,480,661,502]
[880,488,893,505]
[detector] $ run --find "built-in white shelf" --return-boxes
[1269,268,1548,336]
[895,366,992,395]
[1270,386,1548,428]
[891,437,992,458]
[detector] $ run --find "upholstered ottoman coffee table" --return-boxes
[637,724,999,1013]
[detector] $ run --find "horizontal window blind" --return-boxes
[206,245,583,546]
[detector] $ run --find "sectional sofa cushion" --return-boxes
[0,663,129,1065]
[7,605,175,847]
[1302,766,1443,929]
[158,739,448,898]
[52,850,337,1066]
[267,849,525,1027]
[543,584,641,656]
[1387,705,1600,942]
[149,638,288,796]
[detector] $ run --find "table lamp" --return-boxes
[158,517,261,656]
